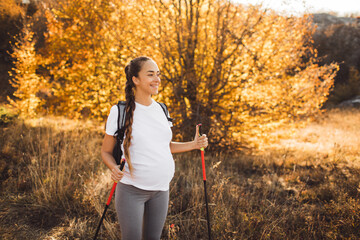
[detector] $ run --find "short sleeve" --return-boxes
[105,105,118,136]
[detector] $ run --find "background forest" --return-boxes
[1,0,360,239]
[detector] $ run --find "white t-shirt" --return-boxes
[105,99,174,191]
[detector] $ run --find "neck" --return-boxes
[135,92,152,106]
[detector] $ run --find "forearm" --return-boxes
[170,141,197,154]
[101,151,118,170]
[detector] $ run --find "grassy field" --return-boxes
[0,109,359,239]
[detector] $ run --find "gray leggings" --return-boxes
[115,182,169,240]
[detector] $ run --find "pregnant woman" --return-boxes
[101,56,208,240]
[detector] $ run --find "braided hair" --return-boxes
[123,56,151,174]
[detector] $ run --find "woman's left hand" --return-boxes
[193,125,208,150]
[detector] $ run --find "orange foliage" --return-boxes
[150,1,338,149]
[8,25,46,117]
[0,0,24,19]
[9,0,338,150]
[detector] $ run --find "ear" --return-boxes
[132,76,140,86]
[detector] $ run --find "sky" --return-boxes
[231,0,360,16]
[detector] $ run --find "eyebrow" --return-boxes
[146,70,160,73]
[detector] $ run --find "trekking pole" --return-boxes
[93,159,125,240]
[198,124,212,240]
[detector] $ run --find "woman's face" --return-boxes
[133,60,161,96]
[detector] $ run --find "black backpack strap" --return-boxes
[113,101,126,165]
[157,102,173,123]
[116,103,121,131]
[115,101,126,138]
[118,101,126,130]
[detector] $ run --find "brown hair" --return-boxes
[123,56,151,174]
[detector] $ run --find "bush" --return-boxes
[0,105,17,126]
[326,67,360,106]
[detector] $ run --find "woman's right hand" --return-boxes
[111,165,124,182]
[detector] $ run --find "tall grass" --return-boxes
[1,110,360,239]
[0,117,107,239]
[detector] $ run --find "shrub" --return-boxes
[0,105,17,126]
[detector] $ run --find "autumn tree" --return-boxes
[40,0,123,119]
[8,24,46,117]
[9,0,338,150]
[0,0,33,100]
[40,0,168,120]
[151,0,338,149]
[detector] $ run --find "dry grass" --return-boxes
[266,108,360,167]
[1,109,360,239]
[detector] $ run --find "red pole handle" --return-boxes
[106,158,126,205]
[198,124,206,181]
[106,182,117,205]
[201,150,206,181]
